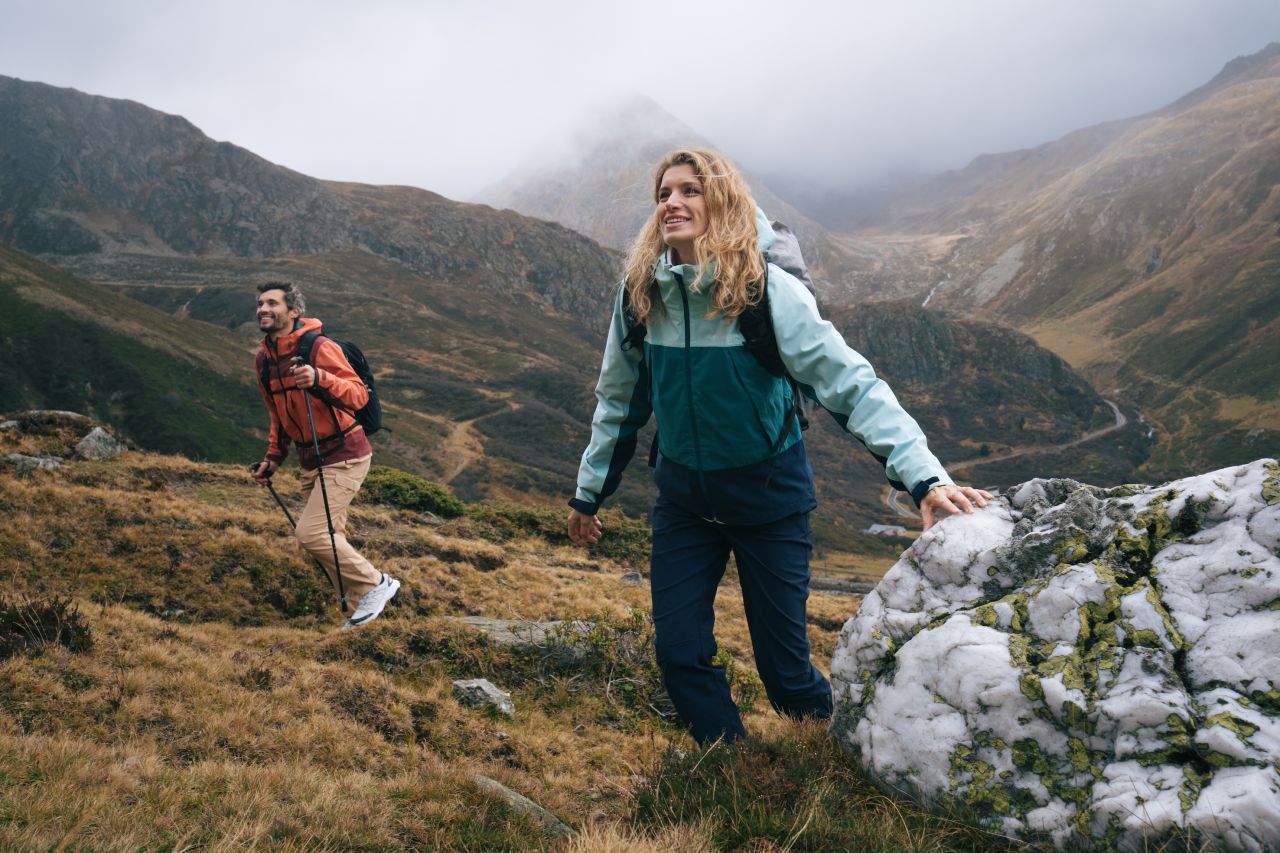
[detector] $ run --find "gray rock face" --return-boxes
[830,460,1280,850]
[453,617,591,649]
[451,617,595,666]
[75,427,128,460]
[5,453,62,473]
[452,678,516,718]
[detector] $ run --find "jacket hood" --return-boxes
[260,316,323,356]
[754,207,777,252]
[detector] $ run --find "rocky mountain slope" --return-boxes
[831,43,1280,478]
[0,74,617,337]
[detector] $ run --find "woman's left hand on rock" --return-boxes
[920,485,994,531]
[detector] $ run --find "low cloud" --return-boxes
[2,0,1277,200]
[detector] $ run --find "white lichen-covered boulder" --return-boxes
[830,459,1280,850]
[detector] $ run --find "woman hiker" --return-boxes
[567,147,991,745]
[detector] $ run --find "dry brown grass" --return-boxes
[0,426,1021,850]
[559,819,717,853]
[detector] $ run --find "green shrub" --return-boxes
[0,594,93,658]
[360,466,466,518]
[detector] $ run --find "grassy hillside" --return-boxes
[0,415,1030,851]
[0,246,262,461]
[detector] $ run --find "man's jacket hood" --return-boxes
[259,317,324,359]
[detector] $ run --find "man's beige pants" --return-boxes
[296,454,382,611]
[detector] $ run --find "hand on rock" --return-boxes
[920,485,993,531]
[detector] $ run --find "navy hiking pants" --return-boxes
[650,499,833,745]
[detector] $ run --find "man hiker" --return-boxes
[250,281,399,629]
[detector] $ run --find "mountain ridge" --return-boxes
[824,43,1280,477]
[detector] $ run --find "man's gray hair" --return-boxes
[257,280,305,313]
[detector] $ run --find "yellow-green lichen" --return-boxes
[1011,738,1056,778]
[971,604,999,628]
[1038,651,1086,692]
[1103,484,1141,499]
[1058,530,1092,566]
[1262,461,1279,505]
[948,743,1016,817]
[1067,737,1091,773]
[1250,689,1279,712]
[1204,711,1259,739]
[1061,700,1091,733]
[1178,765,1211,814]
[1163,713,1192,749]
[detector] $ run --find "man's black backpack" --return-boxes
[259,330,384,436]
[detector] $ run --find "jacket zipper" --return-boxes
[676,276,718,522]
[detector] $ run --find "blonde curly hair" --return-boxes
[621,148,765,324]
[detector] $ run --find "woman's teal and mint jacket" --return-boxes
[570,212,951,525]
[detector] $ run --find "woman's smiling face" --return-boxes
[658,164,707,263]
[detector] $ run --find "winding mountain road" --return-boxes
[441,397,518,485]
[880,399,1129,522]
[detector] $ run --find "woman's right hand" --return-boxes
[568,509,603,547]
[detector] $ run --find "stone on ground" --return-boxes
[830,459,1280,850]
[471,774,572,839]
[453,677,516,718]
[5,453,63,473]
[75,426,128,460]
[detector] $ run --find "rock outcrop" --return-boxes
[830,460,1280,850]
[74,427,128,460]
[453,678,516,718]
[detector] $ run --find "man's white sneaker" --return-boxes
[342,574,400,630]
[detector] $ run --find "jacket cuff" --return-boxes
[910,477,942,508]
[266,450,288,464]
[568,497,600,516]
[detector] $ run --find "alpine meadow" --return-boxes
[1,34,1279,853]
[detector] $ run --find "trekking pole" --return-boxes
[258,468,297,527]
[293,357,349,613]
[251,463,340,598]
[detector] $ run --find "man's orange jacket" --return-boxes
[256,317,372,470]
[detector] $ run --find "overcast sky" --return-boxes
[2,0,1277,201]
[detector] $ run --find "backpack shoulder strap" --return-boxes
[620,285,648,352]
[293,330,350,438]
[256,350,272,394]
[295,330,326,366]
[739,260,786,377]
